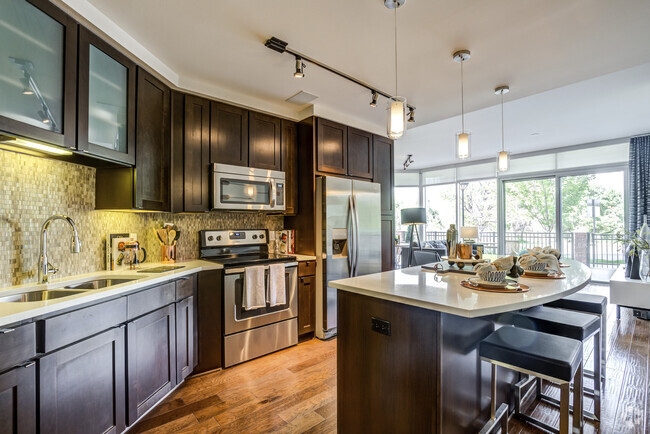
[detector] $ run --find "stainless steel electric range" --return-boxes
[199,229,298,367]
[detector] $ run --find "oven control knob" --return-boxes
[252,235,258,239]
[216,235,222,241]
[259,234,265,239]
[207,236,214,241]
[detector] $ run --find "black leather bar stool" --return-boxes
[545,293,607,381]
[513,306,601,421]
[478,326,584,434]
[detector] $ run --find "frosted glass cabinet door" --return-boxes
[0,0,77,148]
[78,26,136,165]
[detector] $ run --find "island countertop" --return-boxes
[330,258,591,318]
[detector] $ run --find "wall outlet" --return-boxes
[371,317,391,336]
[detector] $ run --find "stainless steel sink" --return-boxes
[62,278,138,290]
[0,289,87,303]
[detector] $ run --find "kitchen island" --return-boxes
[330,259,591,433]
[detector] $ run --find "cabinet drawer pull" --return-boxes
[0,328,15,334]
[22,361,35,368]
[177,276,192,281]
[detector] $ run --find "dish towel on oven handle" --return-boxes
[244,265,266,310]
[268,263,286,307]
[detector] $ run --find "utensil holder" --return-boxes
[161,245,176,263]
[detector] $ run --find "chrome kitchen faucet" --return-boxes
[38,215,81,284]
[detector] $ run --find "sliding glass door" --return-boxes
[503,177,557,255]
[560,171,626,274]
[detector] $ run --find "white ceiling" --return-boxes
[56,0,650,164]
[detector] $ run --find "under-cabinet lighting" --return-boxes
[0,135,72,155]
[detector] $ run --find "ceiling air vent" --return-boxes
[285,91,318,105]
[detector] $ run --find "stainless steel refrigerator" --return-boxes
[315,176,382,339]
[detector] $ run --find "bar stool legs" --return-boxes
[479,365,509,434]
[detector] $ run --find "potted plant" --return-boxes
[617,230,650,280]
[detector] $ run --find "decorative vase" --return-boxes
[446,224,458,258]
[626,244,641,280]
[640,250,650,283]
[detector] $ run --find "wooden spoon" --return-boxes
[168,230,176,246]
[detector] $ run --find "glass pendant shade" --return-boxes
[497,150,510,172]
[456,132,470,159]
[387,96,407,139]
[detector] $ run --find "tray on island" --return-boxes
[461,278,529,293]
[521,271,566,279]
[441,256,487,265]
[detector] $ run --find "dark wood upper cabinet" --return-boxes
[316,118,347,175]
[347,127,373,179]
[282,119,298,215]
[77,26,136,165]
[183,94,211,212]
[39,327,126,434]
[0,363,36,434]
[134,68,170,210]
[126,304,176,425]
[210,102,248,166]
[373,134,395,215]
[249,112,281,170]
[0,0,78,150]
[94,68,171,211]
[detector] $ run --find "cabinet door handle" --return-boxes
[22,361,35,368]
[177,276,192,281]
[0,328,15,334]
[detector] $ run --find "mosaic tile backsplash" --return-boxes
[0,150,284,288]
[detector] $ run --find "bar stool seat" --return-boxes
[545,293,607,315]
[545,293,608,382]
[514,306,601,421]
[479,327,584,434]
[514,306,600,341]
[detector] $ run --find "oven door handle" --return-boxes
[224,262,298,274]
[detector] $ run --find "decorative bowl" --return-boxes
[524,262,547,272]
[478,270,507,283]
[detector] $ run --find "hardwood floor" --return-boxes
[131,283,648,433]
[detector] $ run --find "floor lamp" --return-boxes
[401,208,426,267]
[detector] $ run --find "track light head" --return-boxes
[403,154,414,170]
[20,77,33,95]
[494,85,510,95]
[370,91,378,107]
[38,110,49,124]
[407,108,415,123]
[294,57,305,78]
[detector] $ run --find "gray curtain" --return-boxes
[629,135,650,231]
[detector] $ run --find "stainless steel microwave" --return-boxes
[211,163,286,211]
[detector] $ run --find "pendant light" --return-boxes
[387,2,406,139]
[495,85,510,172]
[453,50,471,159]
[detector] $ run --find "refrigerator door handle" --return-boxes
[347,195,355,275]
[351,194,361,276]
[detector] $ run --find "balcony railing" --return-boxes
[424,230,624,269]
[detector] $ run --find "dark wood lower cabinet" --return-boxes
[0,363,36,434]
[126,304,176,425]
[175,296,194,384]
[39,327,126,434]
[298,275,315,335]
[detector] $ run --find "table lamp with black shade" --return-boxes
[401,207,427,267]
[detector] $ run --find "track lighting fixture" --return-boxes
[294,57,305,78]
[403,154,413,170]
[265,30,416,137]
[453,50,471,159]
[370,91,378,107]
[495,85,510,172]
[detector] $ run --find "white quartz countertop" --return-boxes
[0,260,222,327]
[330,259,592,318]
